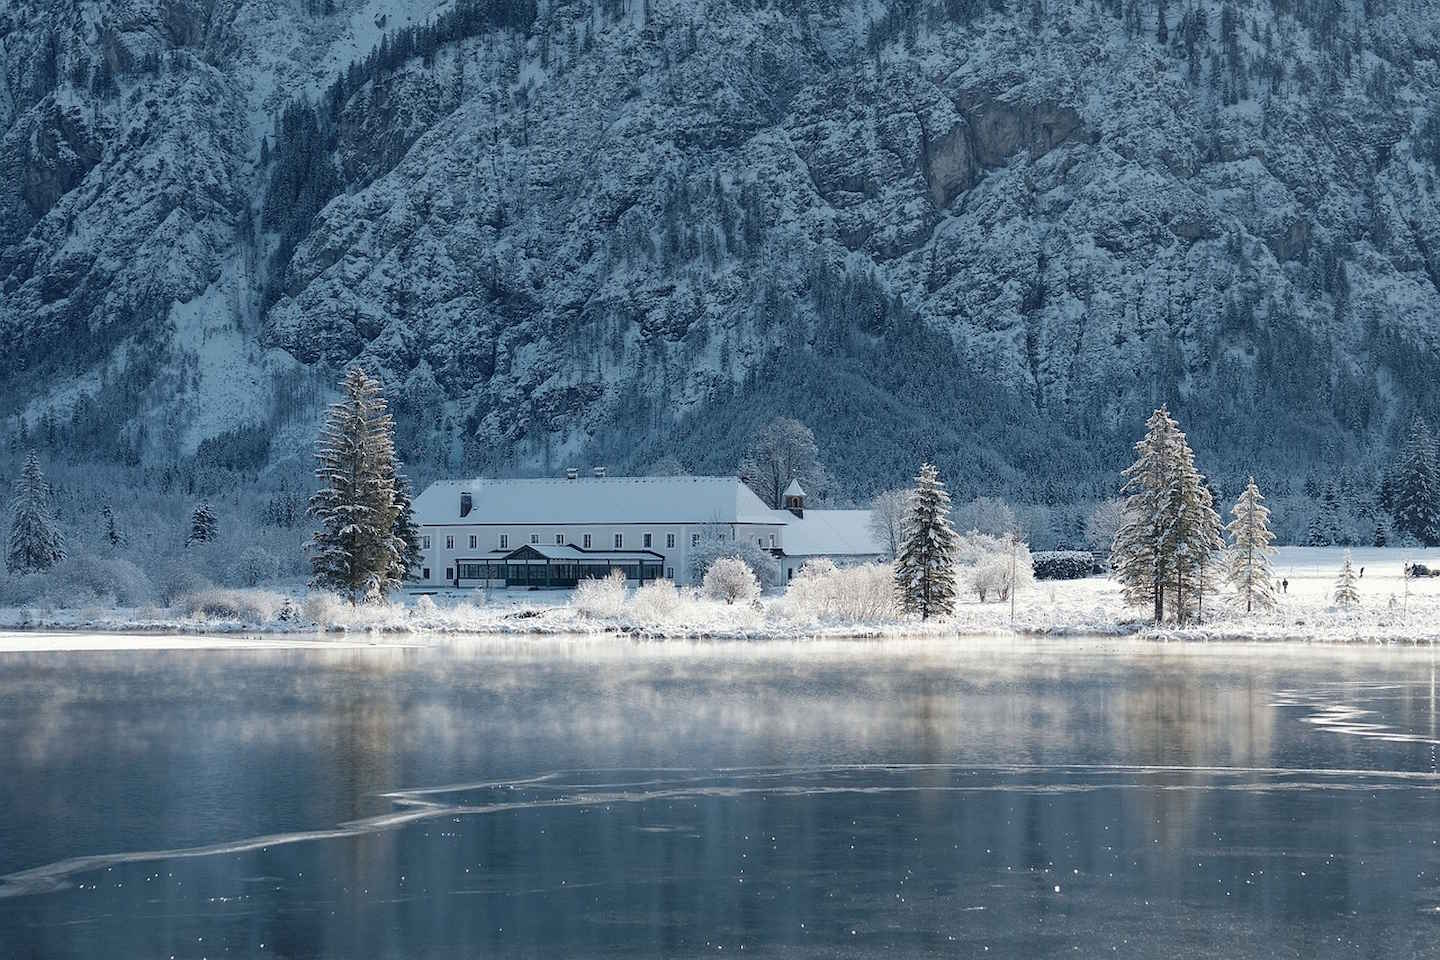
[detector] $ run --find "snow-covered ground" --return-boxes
[2,548,1439,646]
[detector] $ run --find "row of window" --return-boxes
[449,562,673,582]
[422,531,695,552]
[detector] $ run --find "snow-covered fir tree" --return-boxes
[6,452,65,575]
[1391,415,1440,546]
[186,502,218,546]
[1112,407,1223,624]
[894,463,958,620]
[101,502,126,548]
[1333,550,1360,608]
[391,470,423,584]
[307,368,412,604]
[1226,477,1277,613]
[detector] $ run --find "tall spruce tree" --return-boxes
[1226,477,1277,612]
[6,452,65,575]
[390,469,423,585]
[307,368,411,604]
[101,502,126,548]
[1391,415,1440,546]
[894,463,959,620]
[1112,406,1223,624]
[186,502,218,546]
[1333,550,1360,608]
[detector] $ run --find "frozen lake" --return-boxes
[3,636,1440,957]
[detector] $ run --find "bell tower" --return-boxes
[783,479,806,518]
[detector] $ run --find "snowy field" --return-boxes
[2,547,1440,646]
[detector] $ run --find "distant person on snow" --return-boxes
[1282,578,1289,594]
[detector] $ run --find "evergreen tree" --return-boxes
[390,469,423,584]
[186,502,218,546]
[1168,449,1223,624]
[894,463,959,620]
[1226,477,1277,612]
[6,452,65,575]
[1391,415,1440,545]
[1333,550,1360,608]
[102,502,126,548]
[307,368,409,604]
[1306,484,1341,546]
[1112,407,1222,623]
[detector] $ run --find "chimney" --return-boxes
[593,466,607,478]
[459,491,473,518]
[566,468,578,480]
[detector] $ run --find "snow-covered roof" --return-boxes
[776,509,885,557]
[783,479,806,498]
[414,476,783,526]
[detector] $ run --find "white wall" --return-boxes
[417,521,786,586]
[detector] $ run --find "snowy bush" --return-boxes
[231,546,278,587]
[631,579,683,621]
[955,532,1034,601]
[954,531,1007,566]
[783,561,899,623]
[703,557,761,605]
[155,558,214,607]
[965,551,1035,602]
[302,591,347,624]
[572,569,628,619]
[967,557,1010,602]
[688,537,779,589]
[1032,551,1095,580]
[179,588,287,622]
[0,571,53,608]
[0,556,155,608]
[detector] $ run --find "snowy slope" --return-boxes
[2,0,1440,497]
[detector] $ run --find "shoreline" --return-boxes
[1,612,1437,647]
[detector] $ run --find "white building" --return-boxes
[410,472,886,590]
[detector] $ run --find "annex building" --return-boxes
[410,472,886,590]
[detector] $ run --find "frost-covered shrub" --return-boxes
[231,546,278,587]
[689,538,779,589]
[0,572,47,607]
[179,588,286,622]
[155,560,213,607]
[965,551,1035,603]
[703,557,761,605]
[967,557,1010,602]
[956,533,1034,601]
[0,557,155,608]
[631,579,682,621]
[572,569,628,618]
[954,531,1007,566]
[783,561,899,623]
[303,591,346,624]
[412,594,439,616]
[1032,551,1096,580]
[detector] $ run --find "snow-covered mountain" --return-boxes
[3,0,1439,502]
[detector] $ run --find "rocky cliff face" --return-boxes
[3,0,1439,499]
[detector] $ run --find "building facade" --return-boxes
[410,473,886,590]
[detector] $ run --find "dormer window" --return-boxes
[460,492,473,518]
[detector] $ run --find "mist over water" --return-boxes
[2,637,1439,958]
